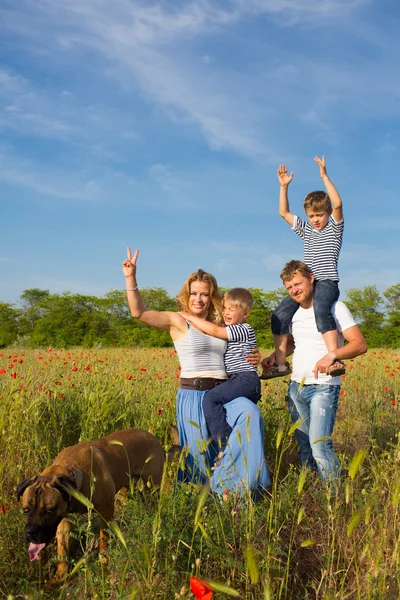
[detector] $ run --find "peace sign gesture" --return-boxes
[122,246,139,280]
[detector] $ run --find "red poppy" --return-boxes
[125,374,133,380]
[85,365,91,371]
[0,369,6,375]
[11,372,17,379]
[72,366,78,372]
[157,409,163,416]
[190,577,213,599]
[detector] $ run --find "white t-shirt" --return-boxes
[290,301,356,385]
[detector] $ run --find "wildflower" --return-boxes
[0,504,9,515]
[11,372,17,379]
[392,399,396,406]
[157,409,163,416]
[140,368,147,372]
[72,366,78,372]
[0,369,6,375]
[190,576,213,600]
[85,365,91,371]
[125,374,133,380]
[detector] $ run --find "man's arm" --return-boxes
[314,155,343,222]
[180,312,228,339]
[313,325,367,378]
[277,164,295,227]
[261,334,295,370]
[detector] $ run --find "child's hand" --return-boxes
[179,312,193,321]
[277,164,293,186]
[314,155,327,179]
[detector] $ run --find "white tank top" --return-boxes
[173,324,227,379]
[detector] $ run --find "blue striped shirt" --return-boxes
[225,323,257,374]
[293,215,344,281]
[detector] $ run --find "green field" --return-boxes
[1,348,399,599]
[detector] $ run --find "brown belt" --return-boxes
[180,377,226,391]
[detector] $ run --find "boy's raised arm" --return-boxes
[277,164,295,227]
[180,312,228,339]
[314,155,343,222]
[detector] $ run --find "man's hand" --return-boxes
[277,164,293,187]
[313,351,335,379]
[261,353,276,372]
[314,155,327,179]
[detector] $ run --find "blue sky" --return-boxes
[1,0,399,305]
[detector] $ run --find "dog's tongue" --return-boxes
[28,542,46,561]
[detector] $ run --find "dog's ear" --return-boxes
[51,474,77,502]
[169,424,180,446]
[166,425,181,462]
[16,476,37,500]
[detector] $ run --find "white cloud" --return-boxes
[0,150,104,201]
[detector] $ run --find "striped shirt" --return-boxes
[293,215,344,281]
[173,325,227,379]
[225,323,257,374]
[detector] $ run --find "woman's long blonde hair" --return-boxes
[177,269,222,324]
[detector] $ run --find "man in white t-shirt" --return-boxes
[262,260,367,489]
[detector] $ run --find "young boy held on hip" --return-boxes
[263,155,345,380]
[181,288,261,467]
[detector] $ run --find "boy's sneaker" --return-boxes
[260,362,292,380]
[328,360,346,377]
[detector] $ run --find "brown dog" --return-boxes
[17,428,166,583]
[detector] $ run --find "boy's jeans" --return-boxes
[271,279,339,335]
[203,371,261,447]
[286,380,341,485]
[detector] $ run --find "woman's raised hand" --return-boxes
[122,246,139,280]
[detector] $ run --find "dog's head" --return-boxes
[17,473,77,560]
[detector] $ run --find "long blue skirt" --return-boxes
[176,388,271,497]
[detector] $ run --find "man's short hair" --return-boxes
[280,260,313,282]
[224,288,254,312]
[304,191,332,214]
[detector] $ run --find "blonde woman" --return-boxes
[122,248,271,498]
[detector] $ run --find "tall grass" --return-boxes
[0,347,399,598]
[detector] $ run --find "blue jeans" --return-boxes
[271,279,340,335]
[203,371,261,446]
[286,381,341,485]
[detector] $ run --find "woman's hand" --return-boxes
[246,348,261,366]
[122,247,139,280]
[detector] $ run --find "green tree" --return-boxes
[383,283,400,315]
[344,285,384,329]
[29,293,110,348]
[0,302,19,347]
[344,285,384,346]
[382,283,400,347]
[19,289,50,333]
